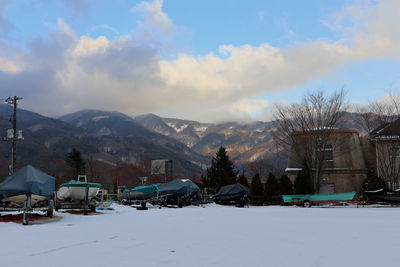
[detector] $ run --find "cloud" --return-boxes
[131,0,175,42]
[1,0,400,122]
[0,56,20,72]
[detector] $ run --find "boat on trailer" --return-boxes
[0,165,56,224]
[119,184,159,203]
[364,189,400,204]
[57,175,101,201]
[282,192,356,207]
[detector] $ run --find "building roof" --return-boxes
[292,128,359,137]
[370,118,400,140]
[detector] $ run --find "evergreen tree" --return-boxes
[206,146,238,190]
[250,173,263,205]
[279,175,294,195]
[65,148,86,178]
[294,161,313,194]
[264,172,279,204]
[201,174,212,190]
[237,174,249,188]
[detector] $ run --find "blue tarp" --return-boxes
[0,165,56,200]
[214,183,250,203]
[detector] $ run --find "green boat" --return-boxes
[282,192,356,207]
[57,176,101,201]
[120,184,159,200]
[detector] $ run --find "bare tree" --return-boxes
[272,89,347,193]
[355,92,400,133]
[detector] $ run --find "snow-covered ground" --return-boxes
[1,204,400,267]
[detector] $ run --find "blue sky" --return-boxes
[0,0,399,122]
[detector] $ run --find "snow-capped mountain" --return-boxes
[134,114,277,163]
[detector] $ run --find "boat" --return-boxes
[119,184,159,201]
[56,175,101,201]
[282,192,356,207]
[364,189,400,204]
[0,165,55,206]
[213,184,250,205]
[158,179,200,205]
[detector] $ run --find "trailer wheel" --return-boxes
[303,200,312,208]
[47,209,53,217]
[90,205,96,212]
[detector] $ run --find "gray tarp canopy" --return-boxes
[214,183,250,202]
[0,165,56,200]
[158,179,200,198]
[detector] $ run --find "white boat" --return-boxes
[56,175,101,201]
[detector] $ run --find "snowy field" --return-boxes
[1,204,400,267]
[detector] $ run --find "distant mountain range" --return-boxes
[0,105,366,181]
[134,113,278,163]
[0,106,208,178]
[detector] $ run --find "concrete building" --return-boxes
[285,129,373,193]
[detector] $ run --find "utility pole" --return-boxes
[5,96,23,174]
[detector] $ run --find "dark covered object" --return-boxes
[0,165,56,200]
[158,179,200,201]
[214,183,250,204]
[364,189,400,204]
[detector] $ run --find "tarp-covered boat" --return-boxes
[282,192,356,207]
[364,189,400,204]
[120,184,159,200]
[158,179,200,205]
[0,165,55,205]
[214,184,250,205]
[57,176,101,201]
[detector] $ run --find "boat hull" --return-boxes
[364,190,400,204]
[3,194,48,205]
[57,186,99,201]
[282,192,356,205]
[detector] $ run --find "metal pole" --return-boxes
[9,146,13,175]
[12,96,17,174]
[5,96,22,174]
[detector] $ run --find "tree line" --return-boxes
[202,146,318,205]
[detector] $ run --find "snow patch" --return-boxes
[285,168,302,172]
[166,122,188,133]
[98,127,112,135]
[28,124,44,133]
[194,125,208,132]
[92,115,110,121]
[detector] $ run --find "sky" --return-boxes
[0,0,400,122]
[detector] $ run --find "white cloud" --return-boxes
[1,0,400,122]
[131,0,175,42]
[0,56,20,72]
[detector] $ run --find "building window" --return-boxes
[316,144,333,161]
